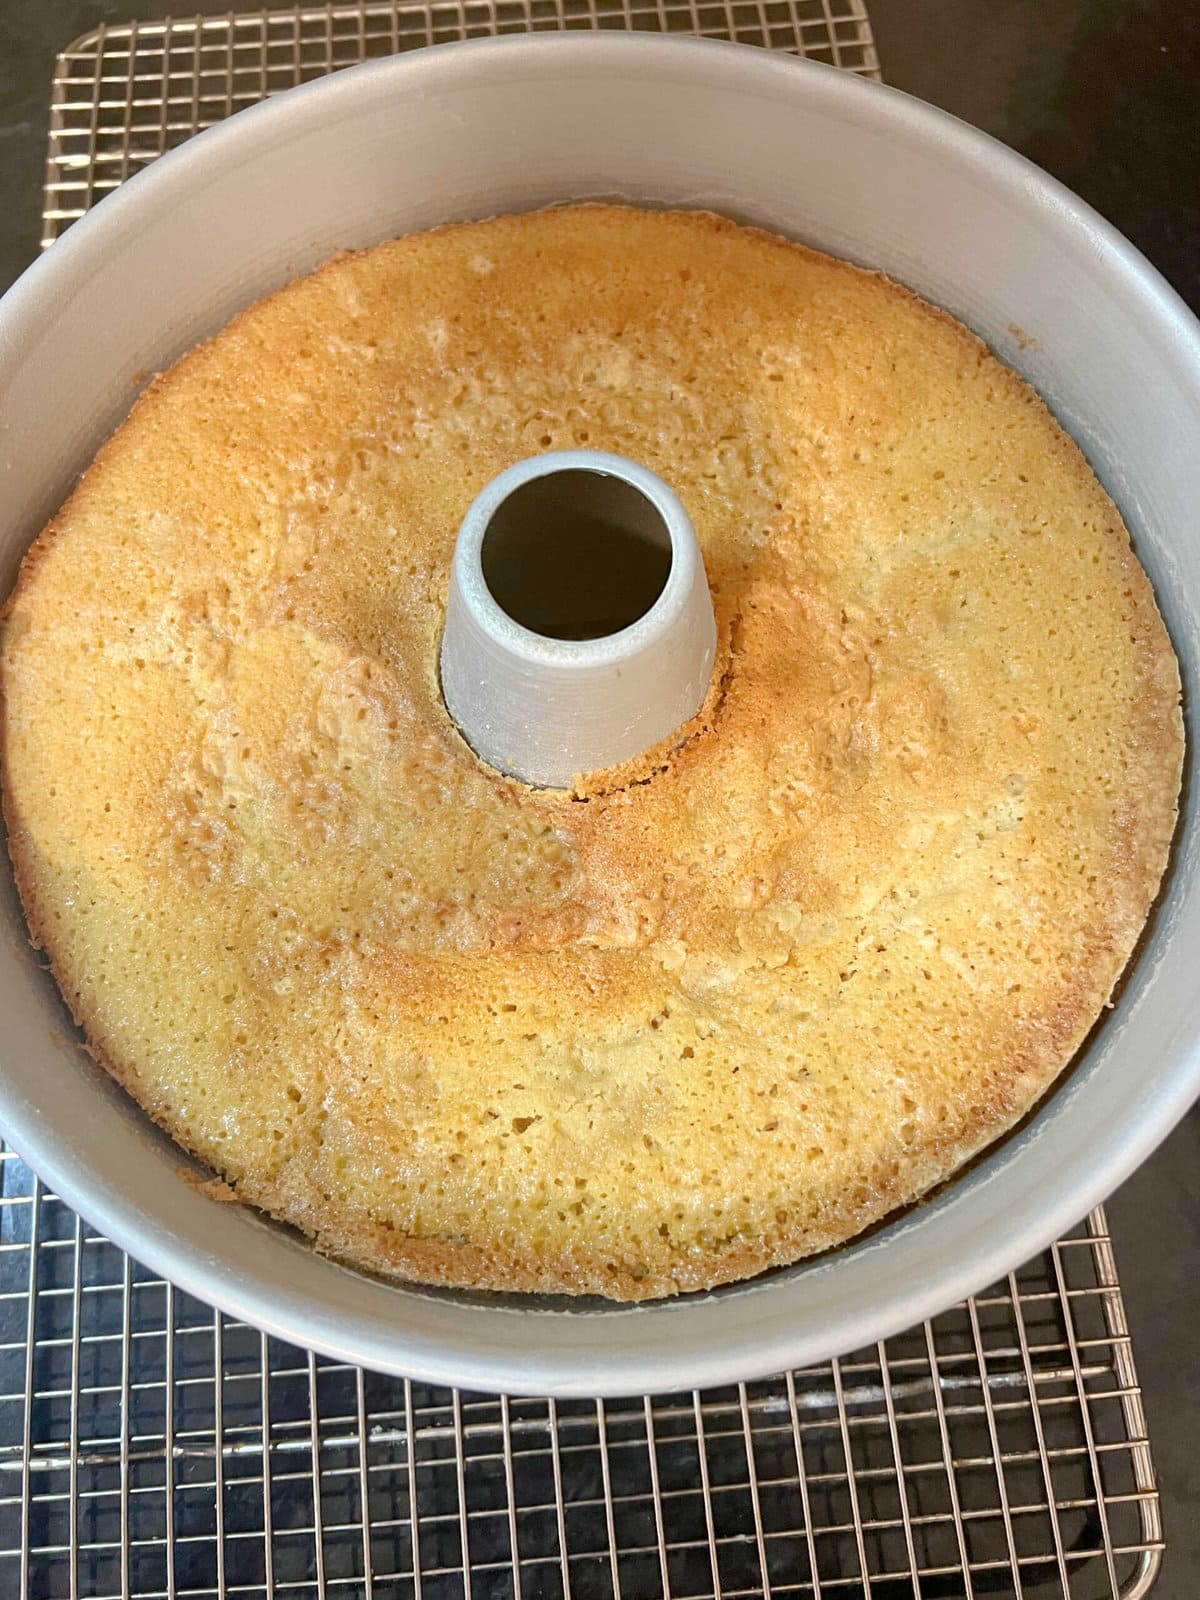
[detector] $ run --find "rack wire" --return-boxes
[40,0,879,246]
[5,3,1163,1594]
[0,1144,1163,1599]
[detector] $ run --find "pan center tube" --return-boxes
[440,450,717,789]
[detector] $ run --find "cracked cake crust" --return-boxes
[0,206,1183,1299]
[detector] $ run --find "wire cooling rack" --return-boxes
[40,0,879,246]
[4,3,1162,1595]
[0,1145,1163,1599]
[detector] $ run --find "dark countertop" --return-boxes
[2,1,1197,1593]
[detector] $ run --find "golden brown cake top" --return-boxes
[0,206,1182,1298]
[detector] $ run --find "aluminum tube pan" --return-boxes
[0,35,1196,1397]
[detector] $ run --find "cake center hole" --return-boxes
[480,468,673,641]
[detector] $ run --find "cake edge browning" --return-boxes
[2,693,1182,1304]
[0,205,1185,1301]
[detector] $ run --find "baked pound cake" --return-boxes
[0,206,1183,1299]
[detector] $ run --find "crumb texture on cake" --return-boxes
[0,206,1183,1299]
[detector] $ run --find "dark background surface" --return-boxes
[1,0,1198,1593]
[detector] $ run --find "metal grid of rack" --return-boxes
[40,0,879,247]
[3,3,1162,1594]
[0,1144,1162,1599]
